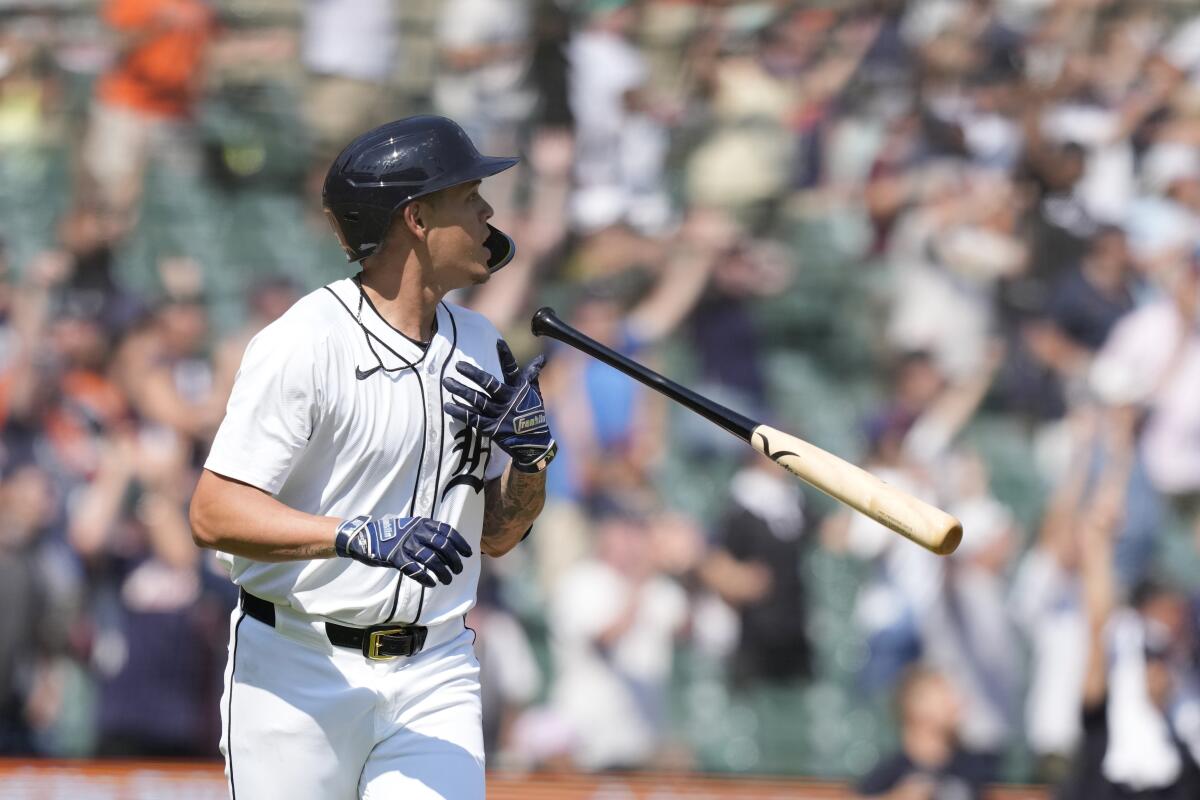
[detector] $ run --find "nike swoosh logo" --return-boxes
[356,365,382,380]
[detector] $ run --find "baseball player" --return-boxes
[189,115,557,799]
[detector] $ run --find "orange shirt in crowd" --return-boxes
[97,0,214,119]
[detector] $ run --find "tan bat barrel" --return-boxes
[751,424,963,555]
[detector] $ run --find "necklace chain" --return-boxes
[354,274,366,326]
[354,274,401,374]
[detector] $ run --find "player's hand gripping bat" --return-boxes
[531,308,962,555]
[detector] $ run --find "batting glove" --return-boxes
[334,515,472,588]
[442,340,557,473]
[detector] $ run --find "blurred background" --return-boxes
[4,0,1200,797]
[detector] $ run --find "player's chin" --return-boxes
[443,255,490,289]
[467,250,491,283]
[466,259,491,285]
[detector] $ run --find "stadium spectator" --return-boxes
[69,426,226,757]
[1058,439,1200,800]
[700,452,812,687]
[433,0,532,156]
[547,502,691,770]
[885,168,1026,381]
[119,279,222,459]
[1125,143,1200,279]
[540,212,721,508]
[301,0,397,206]
[826,346,1000,695]
[1090,248,1200,542]
[855,666,989,800]
[81,0,216,219]
[302,0,395,148]
[1010,410,1095,780]
[1041,228,1137,367]
[0,463,59,755]
[923,452,1021,776]
[0,20,60,152]
[684,224,792,416]
[995,226,1137,422]
[567,0,672,235]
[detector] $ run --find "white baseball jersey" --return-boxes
[205,277,510,628]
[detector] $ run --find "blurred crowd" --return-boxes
[4,0,1200,795]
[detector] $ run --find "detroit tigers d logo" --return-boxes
[442,422,490,501]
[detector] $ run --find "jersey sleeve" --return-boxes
[204,324,326,495]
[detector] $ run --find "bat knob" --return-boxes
[531,307,558,337]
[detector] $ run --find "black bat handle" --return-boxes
[530,306,758,442]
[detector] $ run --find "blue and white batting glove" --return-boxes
[334,515,472,588]
[442,340,557,473]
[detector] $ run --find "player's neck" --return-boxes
[357,253,443,342]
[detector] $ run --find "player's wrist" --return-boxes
[510,440,557,473]
[334,514,373,558]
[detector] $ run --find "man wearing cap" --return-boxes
[189,116,557,799]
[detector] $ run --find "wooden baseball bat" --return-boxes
[530,307,962,556]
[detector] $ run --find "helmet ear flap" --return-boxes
[324,208,358,262]
[484,224,516,272]
[325,204,397,262]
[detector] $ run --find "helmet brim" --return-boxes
[433,156,519,199]
[467,155,520,182]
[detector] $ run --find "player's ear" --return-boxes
[401,199,432,243]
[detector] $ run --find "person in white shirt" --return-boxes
[567,2,672,235]
[548,505,689,770]
[302,0,397,159]
[433,0,534,152]
[189,115,557,800]
[1091,254,1200,498]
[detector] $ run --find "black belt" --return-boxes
[239,589,428,660]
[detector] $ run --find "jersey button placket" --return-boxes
[419,350,444,518]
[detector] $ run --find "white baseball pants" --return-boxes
[219,605,485,799]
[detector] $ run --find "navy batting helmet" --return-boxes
[322,115,518,271]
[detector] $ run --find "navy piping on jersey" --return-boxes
[413,303,458,625]
[227,611,246,800]
[427,305,459,522]
[390,367,426,623]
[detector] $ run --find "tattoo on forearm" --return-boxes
[482,468,546,554]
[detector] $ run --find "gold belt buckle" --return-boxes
[366,627,409,661]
